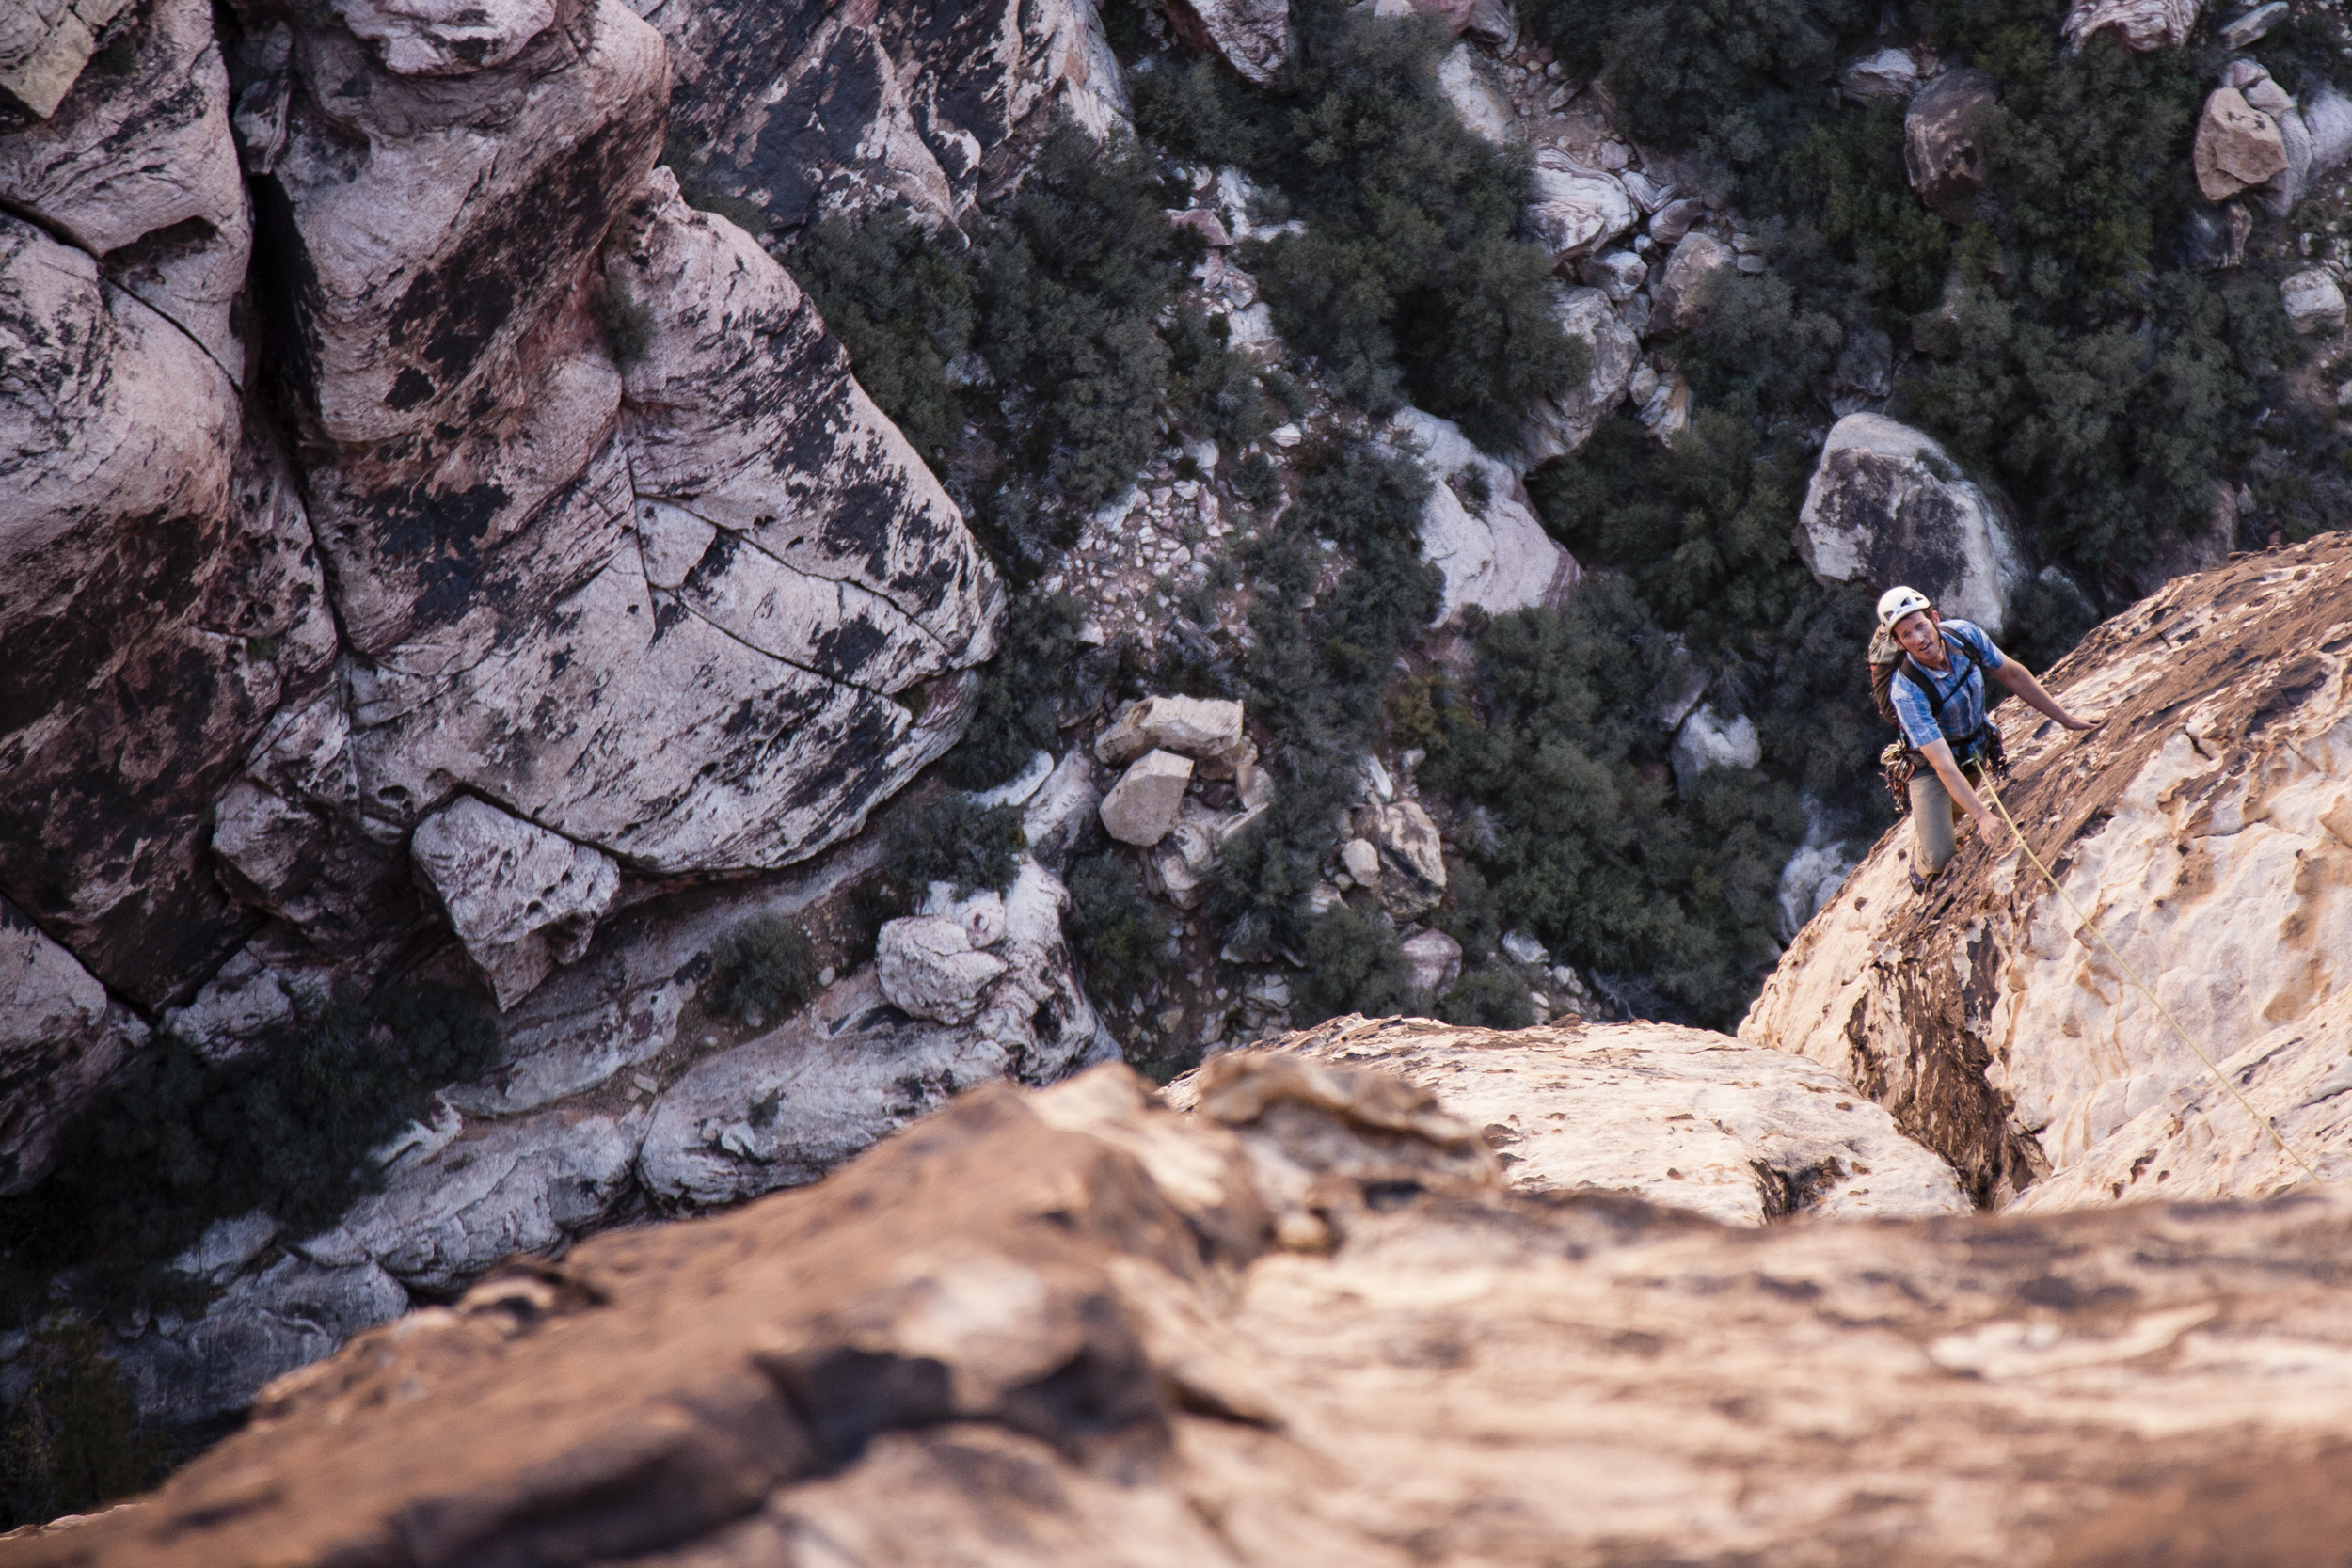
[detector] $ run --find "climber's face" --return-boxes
[1892,609,1941,662]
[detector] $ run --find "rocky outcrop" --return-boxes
[639,0,1130,234]
[2063,0,2203,52]
[1794,412,2030,638]
[1523,150,1635,262]
[1519,286,1640,461]
[1096,696,1246,768]
[1669,702,1761,792]
[47,1054,2352,1568]
[1165,0,1292,87]
[1176,1016,1974,1223]
[1743,532,2352,1210]
[0,0,137,119]
[0,899,146,1193]
[408,798,621,1011]
[1385,408,1580,621]
[2194,86,2289,201]
[1904,67,1997,214]
[1649,230,1732,336]
[2282,266,2347,334]
[1101,750,1195,847]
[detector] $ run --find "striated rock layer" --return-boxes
[29,1053,2352,1566]
[1743,532,2352,1210]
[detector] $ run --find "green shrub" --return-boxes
[593,277,655,369]
[705,914,820,1024]
[1065,854,1171,1003]
[939,593,1086,790]
[785,206,978,467]
[1292,905,1415,1023]
[1437,969,1537,1030]
[0,1317,165,1530]
[1136,0,1585,449]
[881,794,1026,898]
[0,982,498,1332]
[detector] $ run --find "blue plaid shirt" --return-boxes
[1890,620,2007,759]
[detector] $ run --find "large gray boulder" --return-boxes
[1794,413,2030,638]
[1650,230,1733,336]
[0,898,147,1194]
[1520,287,1641,462]
[1166,0,1292,87]
[1524,151,1635,262]
[641,0,1129,234]
[2193,86,2289,201]
[408,797,623,1011]
[2062,0,2203,51]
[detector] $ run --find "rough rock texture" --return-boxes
[639,0,1130,234]
[1743,532,2352,1211]
[1398,928,1462,994]
[1840,44,1918,101]
[1523,150,1634,261]
[49,1055,2352,1568]
[1357,800,1447,920]
[2195,86,2289,201]
[1100,750,1195,847]
[1175,1016,1973,1223]
[298,1106,644,1292]
[2282,266,2348,334]
[1166,0,1292,87]
[0,0,251,374]
[1649,230,1732,336]
[0,0,136,118]
[2063,0,2203,52]
[1904,67,1997,214]
[1419,464,1580,624]
[0,898,146,1194]
[1519,286,1640,462]
[408,797,622,1011]
[1096,696,1246,767]
[1795,412,2031,638]
[640,866,1109,1209]
[1670,702,1762,792]
[877,895,1013,1025]
[0,210,335,1008]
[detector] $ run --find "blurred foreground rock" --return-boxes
[32,1052,2352,1567]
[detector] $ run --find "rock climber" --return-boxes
[1872,586,2099,890]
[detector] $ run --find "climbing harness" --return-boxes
[1976,769,2321,1184]
[1871,630,2007,816]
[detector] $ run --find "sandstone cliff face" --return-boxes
[1743,533,2352,1210]
[28,1054,2352,1567]
[0,0,1004,1186]
[636,0,1129,236]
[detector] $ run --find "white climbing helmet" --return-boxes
[1877,585,1933,632]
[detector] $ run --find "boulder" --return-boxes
[1904,68,1997,214]
[2193,87,2289,201]
[1361,800,1447,919]
[2218,0,2288,47]
[1179,1016,1973,1223]
[2062,0,2204,51]
[649,0,1130,231]
[1144,803,1225,911]
[877,913,1011,1025]
[1649,230,1733,336]
[1519,286,1641,462]
[409,798,622,1011]
[0,897,146,1194]
[1839,46,1919,102]
[296,1107,644,1293]
[1647,195,1704,245]
[161,947,299,1061]
[1099,749,1194,847]
[1524,151,1635,262]
[1019,749,1104,873]
[1419,474,1581,624]
[2304,83,2352,178]
[1399,927,1464,996]
[1434,40,1514,146]
[1669,703,1761,792]
[0,0,136,119]
[1794,412,2031,638]
[1095,695,1247,766]
[103,1057,2352,1568]
[1742,534,2352,1210]
[641,863,1104,1209]
[1165,0,1291,86]
[0,0,252,374]
[2280,267,2347,334]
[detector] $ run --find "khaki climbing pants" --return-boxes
[1907,758,1987,877]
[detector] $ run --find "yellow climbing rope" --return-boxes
[1977,770,2321,1183]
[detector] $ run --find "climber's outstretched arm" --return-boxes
[1993,660,2098,731]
